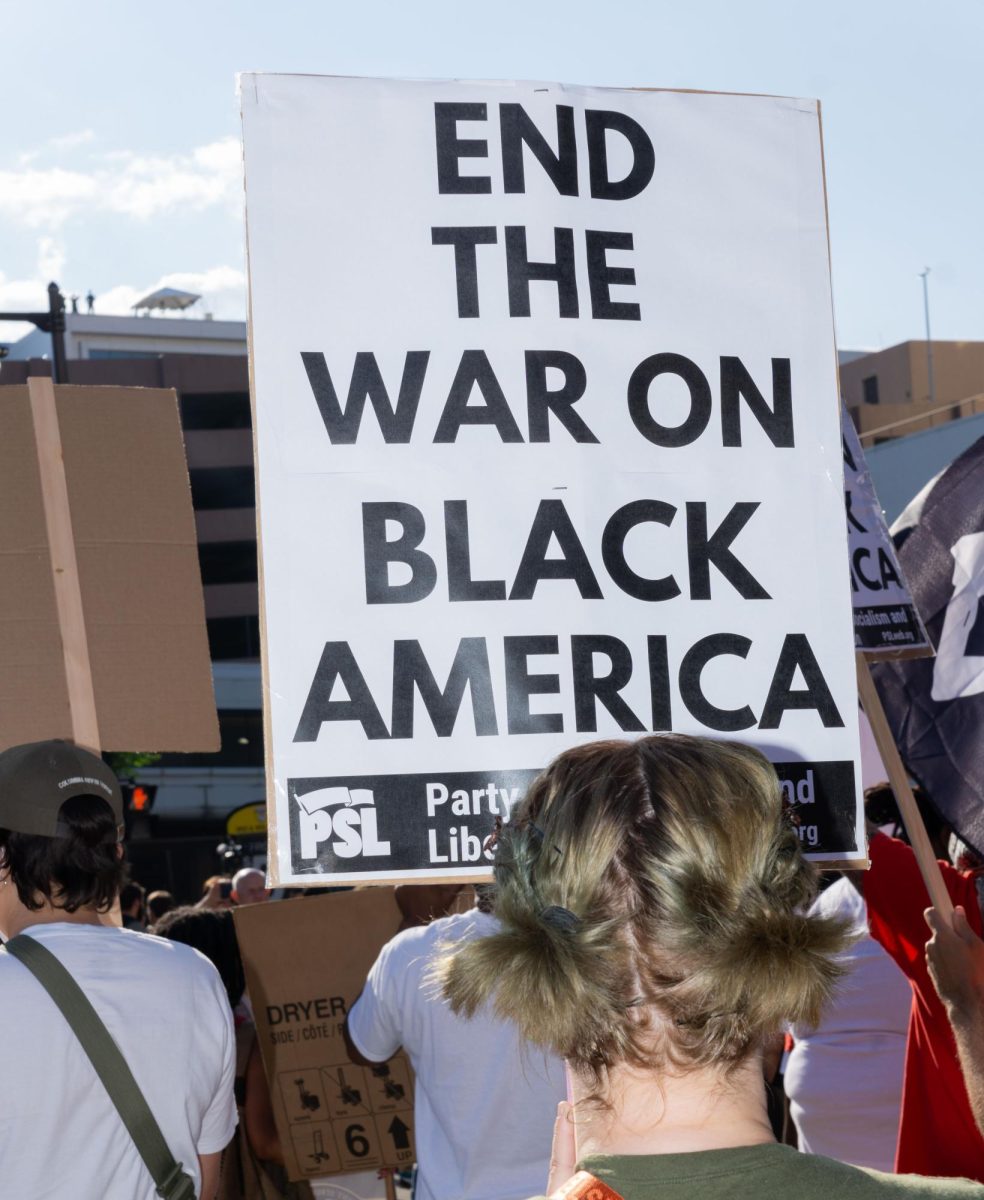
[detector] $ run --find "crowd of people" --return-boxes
[1,736,984,1199]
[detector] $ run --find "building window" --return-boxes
[180,391,252,430]
[862,375,879,405]
[87,349,163,360]
[207,615,261,660]
[189,467,255,510]
[157,709,264,768]
[198,541,258,586]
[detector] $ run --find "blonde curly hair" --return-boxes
[439,735,849,1087]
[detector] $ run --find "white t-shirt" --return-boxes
[0,922,237,1198]
[347,910,565,1200]
[310,1174,389,1199]
[785,877,911,1172]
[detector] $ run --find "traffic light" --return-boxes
[121,782,157,813]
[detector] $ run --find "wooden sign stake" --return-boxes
[856,651,952,916]
[382,1168,397,1200]
[27,376,101,754]
[28,377,120,926]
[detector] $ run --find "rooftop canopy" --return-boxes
[132,287,201,312]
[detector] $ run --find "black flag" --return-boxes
[871,436,984,857]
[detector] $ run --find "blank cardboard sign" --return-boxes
[0,384,218,751]
[234,889,416,1183]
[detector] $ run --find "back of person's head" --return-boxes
[395,883,464,926]
[231,867,268,904]
[153,905,246,1008]
[0,741,126,916]
[864,780,950,858]
[146,889,177,923]
[440,734,848,1089]
[119,880,145,913]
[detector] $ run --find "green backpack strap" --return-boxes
[5,933,198,1200]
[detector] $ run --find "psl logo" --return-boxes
[296,787,391,860]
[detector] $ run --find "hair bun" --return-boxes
[439,843,628,1064]
[673,901,849,1055]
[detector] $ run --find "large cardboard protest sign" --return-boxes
[842,406,932,659]
[241,75,864,882]
[234,890,415,1183]
[0,383,218,751]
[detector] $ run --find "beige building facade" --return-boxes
[841,340,984,444]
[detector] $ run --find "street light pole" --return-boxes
[47,282,67,384]
[920,267,935,406]
[0,281,69,383]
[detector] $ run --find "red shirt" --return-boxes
[865,832,984,1180]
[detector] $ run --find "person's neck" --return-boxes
[572,1053,776,1159]
[3,902,105,939]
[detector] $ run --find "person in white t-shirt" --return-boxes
[345,894,566,1200]
[0,739,237,1200]
[785,874,911,1171]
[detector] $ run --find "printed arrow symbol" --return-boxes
[387,1116,411,1151]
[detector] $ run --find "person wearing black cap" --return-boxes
[0,740,237,1199]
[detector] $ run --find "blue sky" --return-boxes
[1,0,981,349]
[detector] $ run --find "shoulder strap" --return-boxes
[5,934,197,1200]
[550,1171,624,1200]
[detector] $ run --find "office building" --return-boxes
[841,340,984,445]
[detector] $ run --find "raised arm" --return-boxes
[925,904,984,1136]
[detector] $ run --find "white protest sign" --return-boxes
[241,75,865,883]
[841,406,932,659]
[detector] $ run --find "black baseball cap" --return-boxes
[0,740,123,841]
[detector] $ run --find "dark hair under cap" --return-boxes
[0,792,127,914]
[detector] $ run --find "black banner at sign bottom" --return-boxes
[773,760,858,855]
[855,602,927,651]
[287,759,858,875]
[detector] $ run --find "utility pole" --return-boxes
[0,281,69,382]
[47,282,67,384]
[920,267,935,406]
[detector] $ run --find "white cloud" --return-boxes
[0,136,241,228]
[0,167,99,228]
[0,275,46,308]
[0,252,48,343]
[0,245,245,348]
[38,236,65,281]
[96,265,246,316]
[192,139,241,173]
[48,130,96,151]
[0,239,69,342]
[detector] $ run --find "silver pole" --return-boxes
[920,268,935,405]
